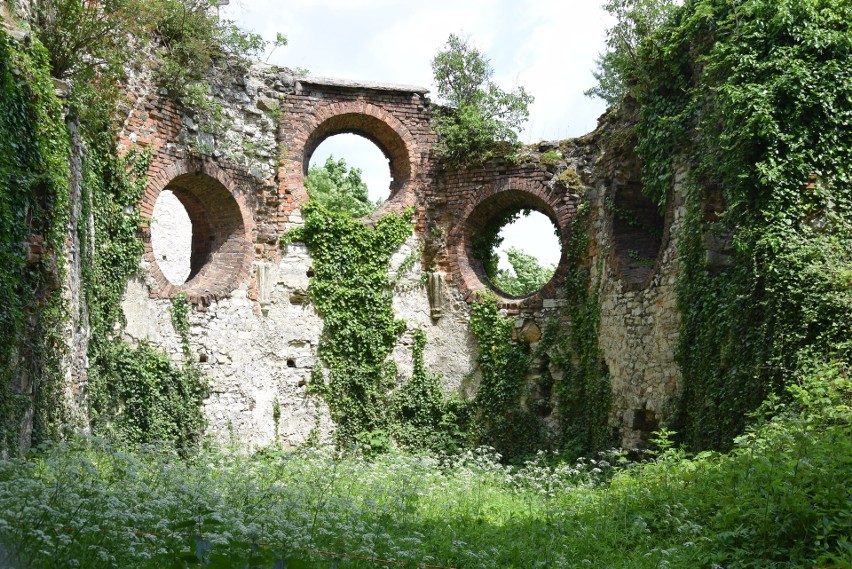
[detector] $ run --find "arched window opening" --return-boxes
[144,170,251,302]
[465,190,565,299]
[306,133,392,216]
[608,182,665,285]
[151,189,193,285]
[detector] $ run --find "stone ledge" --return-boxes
[296,76,430,95]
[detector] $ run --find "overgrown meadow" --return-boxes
[1,372,849,569]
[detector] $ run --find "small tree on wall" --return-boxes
[431,34,533,166]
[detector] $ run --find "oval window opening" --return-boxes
[151,189,193,285]
[480,210,561,297]
[308,133,391,216]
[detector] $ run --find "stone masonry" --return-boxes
[111,59,687,450]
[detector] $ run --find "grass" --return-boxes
[0,378,850,568]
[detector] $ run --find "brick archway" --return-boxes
[140,159,254,305]
[448,177,574,310]
[286,101,417,208]
[277,79,433,225]
[303,112,412,195]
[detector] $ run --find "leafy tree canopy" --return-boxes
[491,247,555,297]
[585,0,678,106]
[305,155,377,218]
[431,34,533,166]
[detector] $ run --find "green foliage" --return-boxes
[556,167,584,190]
[0,29,70,452]
[34,0,143,81]
[293,202,413,445]
[87,342,207,451]
[616,0,852,449]
[305,155,377,218]
[3,0,259,454]
[2,374,847,567]
[492,247,555,297]
[82,141,207,453]
[293,205,472,453]
[469,295,553,459]
[66,57,206,453]
[390,330,473,454]
[146,0,266,126]
[586,0,679,106]
[34,0,279,144]
[431,34,533,166]
[82,148,149,346]
[539,149,561,167]
[472,209,557,297]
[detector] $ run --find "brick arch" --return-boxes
[140,158,254,305]
[448,178,574,310]
[285,101,418,209]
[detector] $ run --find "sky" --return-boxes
[221,0,613,270]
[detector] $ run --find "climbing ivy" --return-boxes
[0,29,70,453]
[621,0,852,449]
[287,202,413,446]
[533,202,614,456]
[1,1,260,454]
[469,294,555,460]
[289,204,480,453]
[83,141,207,452]
[389,330,473,454]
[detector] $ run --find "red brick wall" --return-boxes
[119,89,262,307]
[121,75,585,311]
[276,80,438,225]
[430,162,582,311]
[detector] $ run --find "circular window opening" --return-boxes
[307,133,392,217]
[151,189,193,285]
[147,172,251,300]
[475,209,562,298]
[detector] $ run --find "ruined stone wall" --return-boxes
[116,66,478,449]
[588,122,684,448]
[110,57,687,450]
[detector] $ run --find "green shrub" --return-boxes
[431,34,533,166]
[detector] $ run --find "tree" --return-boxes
[585,0,678,106]
[305,155,377,218]
[431,34,533,166]
[492,247,555,297]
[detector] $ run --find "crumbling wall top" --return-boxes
[296,76,430,96]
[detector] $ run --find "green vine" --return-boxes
[80,107,207,453]
[389,330,473,454]
[469,294,554,460]
[536,202,614,455]
[0,29,70,453]
[627,0,852,449]
[291,202,413,446]
[291,204,474,453]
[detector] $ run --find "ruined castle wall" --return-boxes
[116,66,479,449]
[109,49,691,450]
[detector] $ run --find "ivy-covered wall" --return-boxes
[0,26,70,455]
[630,0,852,451]
[8,0,845,462]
